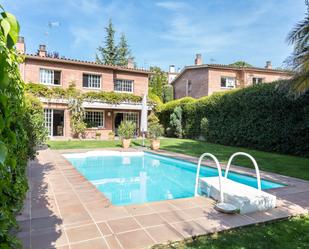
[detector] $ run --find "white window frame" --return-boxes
[114,79,134,93]
[221,76,236,89]
[85,110,105,128]
[252,77,264,85]
[83,73,101,89]
[39,68,61,85]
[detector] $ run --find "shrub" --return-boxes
[148,123,164,139]
[118,121,136,139]
[24,93,48,157]
[159,81,309,157]
[168,106,183,138]
[148,111,160,125]
[68,97,86,138]
[162,85,173,103]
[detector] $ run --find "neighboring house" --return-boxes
[172,54,293,99]
[16,37,151,139]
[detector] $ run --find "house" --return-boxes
[16,37,151,139]
[171,54,293,99]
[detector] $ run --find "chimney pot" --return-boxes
[169,65,175,73]
[195,54,202,65]
[127,57,134,69]
[265,61,272,69]
[38,44,47,57]
[16,36,25,54]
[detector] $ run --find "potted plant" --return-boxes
[108,131,115,140]
[118,120,136,149]
[148,122,164,150]
[95,132,101,140]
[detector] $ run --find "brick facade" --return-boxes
[172,65,292,99]
[18,40,150,139]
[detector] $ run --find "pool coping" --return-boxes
[17,148,309,249]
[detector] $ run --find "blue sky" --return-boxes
[2,0,306,70]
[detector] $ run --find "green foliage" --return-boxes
[68,97,86,138]
[24,93,48,158]
[25,82,142,103]
[149,67,168,101]
[229,61,253,67]
[148,112,160,125]
[118,120,136,139]
[162,84,173,103]
[159,81,309,156]
[200,117,209,138]
[158,97,196,129]
[0,6,38,248]
[148,122,164,139]
[96,19,118,65]
[117,33,133,66]
[286,4,309,94]
[168,106,183,138]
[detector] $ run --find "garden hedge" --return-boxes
[159,82,309,157]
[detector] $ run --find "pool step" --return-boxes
[200,177,276,214]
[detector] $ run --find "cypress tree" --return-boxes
[96,19,118,65]
[117,33,133,66]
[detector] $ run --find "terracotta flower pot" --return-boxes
[122,138,131,149]
[150,139,160,150]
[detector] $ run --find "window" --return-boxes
[83,74,101,88]
[221,77,236,88]
[114,79,133,92]
[85,111,104,128]
[40,68,61,85]
[252,77,264,85]
[188,81,192,93]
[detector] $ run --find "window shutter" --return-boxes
[83,74,88,87]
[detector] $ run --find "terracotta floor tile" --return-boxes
[146,224,184,244]
[105,235,123,249]
[89,206,130,222]
[148,202,178,212]
[168,198,198,209]
[171,220,207,238]
[210,213,256,228]
[31,227,68,249]
[125,204,155,216]
[65,223,101,243]
[31,216,63,231]
[134,213,167,227]
[159,210,190,223]
[107,217,141,234]
[70,238,109,249]
[194,216,230,233]
[190,196,215,207]
[181,207,212,219]
[116,229,155,249]
[97,222,113,236]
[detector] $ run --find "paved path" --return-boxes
[16,149,309,249]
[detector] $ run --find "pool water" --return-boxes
[65,152,283,206]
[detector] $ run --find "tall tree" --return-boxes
[286,0,309,93]
[117,33,132,66]
[149,66,168,101]
[96,19,118,65]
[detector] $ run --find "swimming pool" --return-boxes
[64,151,283,206]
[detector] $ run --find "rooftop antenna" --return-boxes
[210,58,216,64]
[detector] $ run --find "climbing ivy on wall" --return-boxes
[0,5,46,248]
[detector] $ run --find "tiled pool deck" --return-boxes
[17,148,309,249]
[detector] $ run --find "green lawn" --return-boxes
[152,215,309,249]
[47,138,309,180]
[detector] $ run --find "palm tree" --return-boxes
[286,1,309,93]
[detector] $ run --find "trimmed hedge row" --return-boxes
[159,81,309,157]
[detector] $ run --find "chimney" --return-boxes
[38,44,47,57]
[127,57,134,69]
[195,53,202,65]
[169,65,175,73]
[16,36,25,54]
[265,61,272,69]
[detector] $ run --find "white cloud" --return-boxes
[69,0,103,14]
[156,1,188,10]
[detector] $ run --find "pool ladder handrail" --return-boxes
[194,152,262,202]
[194,153,224,203]
[224,152,261,191]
